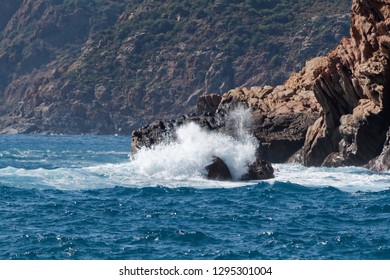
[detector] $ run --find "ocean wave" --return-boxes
[271,164,390,192]
[1,162,389,192]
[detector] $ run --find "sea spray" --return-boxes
[1,134,389,191]
[131,107,258,180]
[224,105,254,143]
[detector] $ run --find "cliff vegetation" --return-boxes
[0,0,351,134]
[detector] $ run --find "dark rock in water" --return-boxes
[205,155,274,181]
[367,127,390,171]
[205,156,233,181]
[241,157,275,180]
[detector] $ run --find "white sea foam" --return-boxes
[1,162,389,191]
[271,164,390,192]
[1,106,389,191]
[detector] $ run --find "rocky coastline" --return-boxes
[132,0,390,175]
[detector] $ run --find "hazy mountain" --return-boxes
[0,0,351,134]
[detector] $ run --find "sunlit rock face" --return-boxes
[301,0,390,168]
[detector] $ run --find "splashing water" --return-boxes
[132,124,257,181]
[2,135,390,261]
[225,105,254,143]
[1,134,389,191]
[132,107,258,180]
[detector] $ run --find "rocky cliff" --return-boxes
[0,0,350,134]
[132,57,322,163]
[0,0,127,134]
[132,0,390,171]
[301,0,390,169]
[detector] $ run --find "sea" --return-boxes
[1,120,390,260]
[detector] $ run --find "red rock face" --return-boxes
[302,0,390,168]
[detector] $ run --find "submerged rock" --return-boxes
[240,157,275,181]
[205,156,233,181]
[205,156,274,181]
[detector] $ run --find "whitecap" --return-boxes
[271,164,390,192]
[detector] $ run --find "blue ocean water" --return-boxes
[1,133,390,260]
